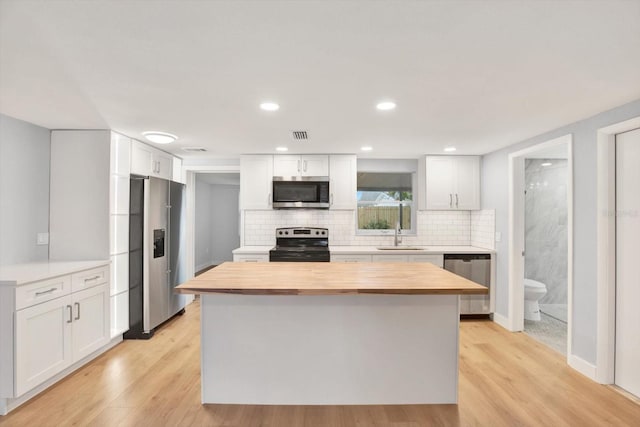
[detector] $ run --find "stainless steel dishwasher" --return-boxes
[444,254,491,316]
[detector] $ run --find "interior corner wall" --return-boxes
[0,114,51,266]
[480,98,640,365]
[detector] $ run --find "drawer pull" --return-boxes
[67,305,73,323]
[74,302,80,320]
[35,288,57,296]
[84,275,101,282]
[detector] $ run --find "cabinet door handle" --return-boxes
[449,194,453,208]
[66,305,73,323]
[297,160,301,173]
[330,193,334,206]
[303,160,307,172]
[157,161,161,174]
[35,287,57,296]
[74,302,80,320]
[455,194,459,208]
[268,192,272,206]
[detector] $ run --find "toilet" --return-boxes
[524,279,547,321]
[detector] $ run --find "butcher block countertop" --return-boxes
[176,262,488,295]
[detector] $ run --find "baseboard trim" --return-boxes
[569,354,597,381]
[492,312,511,330]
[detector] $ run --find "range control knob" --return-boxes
[278,231,283,235]
[315,231,320,235]
[285,231,289,235]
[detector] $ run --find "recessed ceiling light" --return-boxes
[142,131,178,144]
[276,146,288,152]
[444,146,457,152]
[260,102,280,111]
[541,162,553,167]
[361,146,373,151]
[376,101,396,111]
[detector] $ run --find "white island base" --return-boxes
[200,294,460,405]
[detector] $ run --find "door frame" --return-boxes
[182,165,241,280]
[595,116,640,384]
[507,134,573,357]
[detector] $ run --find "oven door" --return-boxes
[272,177,330,209]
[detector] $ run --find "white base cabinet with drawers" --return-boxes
[0,262,114,415]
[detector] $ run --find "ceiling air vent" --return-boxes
[292,130,309,141]
[182,147,207,152]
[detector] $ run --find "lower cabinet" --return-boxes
[233,254,270,262]
[14,282,110,396]
[333,253,444,267]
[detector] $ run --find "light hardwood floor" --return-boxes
[1,300,638,426]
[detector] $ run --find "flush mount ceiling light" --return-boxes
[444,146,457,152]
[276,146,288,152]
[260,102,280,111]
[541,162,553,166]
[361,146,373,151]
[142,131,178,144]
[376,101,396,111]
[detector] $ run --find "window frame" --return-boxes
[355,170,418,236]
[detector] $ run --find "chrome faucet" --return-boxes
[394,220,402,246]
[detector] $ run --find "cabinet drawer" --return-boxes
[331,254,372,262]
[71,266,109,292]
[371,254,409,262]
[15,276,72,310]
[407,254,444,267]
[233,254,270,262]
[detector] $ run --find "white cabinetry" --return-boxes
[233,254,270,262]
[131,140,174,180]
[425,156,480,210]
[329,155,356,209]
[371,254,444,266]
[50,131,130,338]
[331,254,373,262]
[1,262,111,403]
[273,155,329,177]
[240,155,273,210]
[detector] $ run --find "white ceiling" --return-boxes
[1,1,639,159]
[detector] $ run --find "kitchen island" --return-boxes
[176,262,487,405]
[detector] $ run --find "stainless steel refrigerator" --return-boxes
[125,176,187,339]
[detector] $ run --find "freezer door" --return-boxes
[169,180,188,316]
[146,177,169,331]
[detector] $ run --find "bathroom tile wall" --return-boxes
[471,209,496,250]
[525,159,568,304]
[243,210,494,247]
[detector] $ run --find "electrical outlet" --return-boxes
[37,232,49,245]
[495,232,502,242]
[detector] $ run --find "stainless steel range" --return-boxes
[269,227,330,262]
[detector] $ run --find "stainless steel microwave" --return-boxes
[272,176,330,209]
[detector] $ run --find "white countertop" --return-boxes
[0,260,110,286]
[233,245,494,255]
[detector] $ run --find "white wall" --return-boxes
[194,176,240,271]
[195,178,213,271]
[209,184,240,264]
[481,98,640,365]
[0,114,50,266]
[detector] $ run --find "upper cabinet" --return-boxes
[240,155,274,210]
[273,155,329,177]
[329,155,356,210]
[130,140,174,180]
[425,156,480,210]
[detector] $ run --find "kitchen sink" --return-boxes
[376,246,426,251]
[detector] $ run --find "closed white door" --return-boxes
[301,155,329,176]
[425,156,455,209]
[454,156,480,210]
[15,296,73,396]
[240,155,273,209]
[72,284,110,361]
[615,127,640,397]
[273,155,302,176]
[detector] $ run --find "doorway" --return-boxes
[193,172,240,274]
[614,127,640,397]
[507,134,573,359]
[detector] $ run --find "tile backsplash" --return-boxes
[243,209,495,248]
